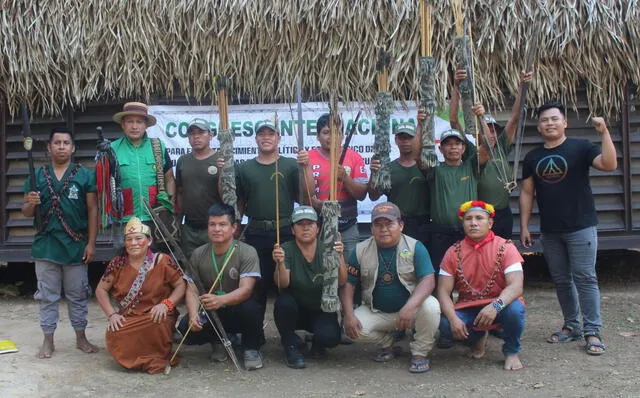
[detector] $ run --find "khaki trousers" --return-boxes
[353,295,441,357]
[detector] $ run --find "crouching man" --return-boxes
[272,206,347,369]
[180,204,264,370]
[437,200,525,370]
[340,202,440,373]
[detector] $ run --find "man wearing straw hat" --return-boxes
[231,119,313,341]
[368,122,430,246]
[309,113,368,259]
[437,200,525,371]
[180,203,264,370]
[272,205,347,369]
[175,118,222,258]
[340,202,440,373]
[450,69,533,239]
[110,102,175,226]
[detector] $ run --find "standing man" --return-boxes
[182,204,264,370]
[340,202,440,373]
[22,127,98,359]
[110,102,174,225]
[520,101,616,355]
[416,104,489,270]
[450,70,533,238]
[175,119,222,258]
[272,206,347,369]
[438,201,525,370]
[368,122,430,245]
[232,120,313,333]
[309,114,368,258]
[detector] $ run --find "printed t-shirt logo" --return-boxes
[270,172,285,180]
[535,155,568,184]
[460,175,470,181]
[68,184,79,200]
[207,166,218,175]
[409,176,425,185]
[229,267,239,280]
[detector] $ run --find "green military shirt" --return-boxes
[388,160,429,218]
[427,152,478,228]
[281,240,325,310]
[111,135,171,222]
[478,133,512,209]
[23,164,96,265]
[175,151,222,223]
[186,241,261,295]
[236,157,299,222]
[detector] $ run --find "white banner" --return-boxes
[148,102,454,222]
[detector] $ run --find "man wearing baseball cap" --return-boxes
[450,69,534,239]
[175,119,223,258]
[437,200,525,371]
[368,122,430,246]
[340,202,440,373]
[272,205,347,369]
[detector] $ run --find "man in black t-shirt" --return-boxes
[519,101,617,356]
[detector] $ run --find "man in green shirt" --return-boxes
[181,203,264,370]
[230,120,314,333]
[416,104,490,271]
[368,122,430,245]
[175,119,222,257]
[22,127,98,359]
[110,102,174,224]
[272,206,347,369]
[450,70,533,238]
[340,202,440,373]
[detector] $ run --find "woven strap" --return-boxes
[150,138,165,193]
[454,239,510,302]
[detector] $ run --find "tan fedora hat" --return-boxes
[113,102,157,127]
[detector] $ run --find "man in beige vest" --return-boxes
[340,202,440,373]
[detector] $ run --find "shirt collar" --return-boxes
[464,231,495,251]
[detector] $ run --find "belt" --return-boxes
[248,218,291,231]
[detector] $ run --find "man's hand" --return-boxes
[591,117,608,135]
[343,313,363,340]
[520,70,533,84]
[474,304,498,329]
[333,239,344,255]
[200,293,226,311]
[296,149,309,167]
[150,302,169,323]
[369,158,381,172]
[450,316,469,341]
[472,103,486,118]
[520,227,533,248]
[337,165,348,181]
[82,244,96,264]
[272,243,285,265]
[454,69,467,87]
[216,157,225,170]
[395,304,417,330]
[25,191,41,206]
[189,312,203,332]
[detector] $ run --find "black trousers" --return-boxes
[274,292,340,349]
[427,223,465,273]
[492,206,514,240]
[177,298,263,350]
[402,216,431,248]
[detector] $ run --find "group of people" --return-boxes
[23,72,617,374]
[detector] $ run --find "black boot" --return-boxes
[284,345,306,369]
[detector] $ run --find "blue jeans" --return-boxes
[439,300,526,356]
[541,226,601,336]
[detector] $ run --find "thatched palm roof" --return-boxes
[1,1,638,117]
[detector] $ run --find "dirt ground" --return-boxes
[1,251,639,398]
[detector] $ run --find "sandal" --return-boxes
[584,333,606,356]
[409,357,430,373]
[547,327,582,344]
[373,346,402,362]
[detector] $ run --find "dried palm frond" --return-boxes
[0,1,638,118]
